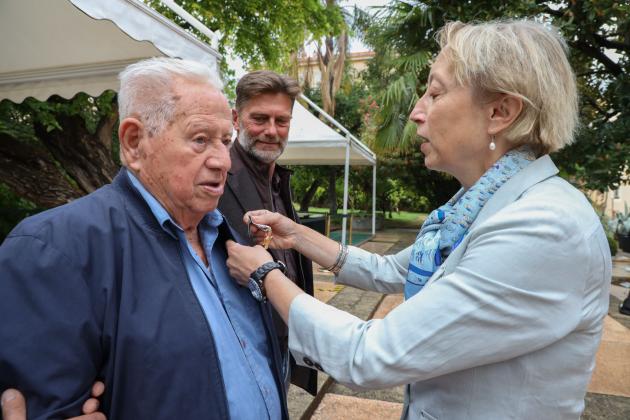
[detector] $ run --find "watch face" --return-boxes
[248,278,264,302]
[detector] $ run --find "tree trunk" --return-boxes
[314,0,347,117]
[0,133,83,207]
[327,167,338,215]
[0,108,119,209]
[299,178,322,212]
[34,107,119,195]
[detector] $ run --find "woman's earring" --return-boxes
[489,136,496,151]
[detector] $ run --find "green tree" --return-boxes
[145,0,343,69]
[359,0,630,192]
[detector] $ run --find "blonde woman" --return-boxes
[227,20,611,419]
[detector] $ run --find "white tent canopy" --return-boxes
[282,101,375,166]
[0,0,377,243]
[0,0,221,102]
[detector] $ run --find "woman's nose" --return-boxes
[409,99,426,124]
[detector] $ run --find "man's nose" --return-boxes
[205,146,231,171]
[264,120,279,138]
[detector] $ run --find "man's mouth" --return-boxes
[199,180,224,194]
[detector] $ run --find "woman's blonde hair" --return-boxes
[437,20,578,155]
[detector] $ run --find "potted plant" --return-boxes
[612,203,630,253]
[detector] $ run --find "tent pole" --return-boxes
[341,139,351,245]
[372,163,376,236]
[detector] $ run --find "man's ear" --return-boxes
[487,94,523,137]
[118,117,145,171]
[232,109,240,132]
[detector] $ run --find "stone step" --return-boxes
[311,394,402,420]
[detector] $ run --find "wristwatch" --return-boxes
[247,260,287,302]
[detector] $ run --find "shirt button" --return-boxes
[313,362,324,372]
[303,357,314,367]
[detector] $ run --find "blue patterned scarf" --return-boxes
[404,147,536,299]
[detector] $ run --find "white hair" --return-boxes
[437,20,579,155]
[117,57,223,136]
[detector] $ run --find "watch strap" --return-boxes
[250,260,287,283]
[249,261,286,302]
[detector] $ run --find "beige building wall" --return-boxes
[609,184,630,217]
[297,51,375,88]
[590,177,630,219]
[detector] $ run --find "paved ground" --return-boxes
[288,230,630,419]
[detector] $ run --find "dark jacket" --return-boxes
[219,146,318,395]
[0,168,288,420]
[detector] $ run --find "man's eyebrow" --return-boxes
[184,121,209,131]
[249,112,292,119]
[184,121,226,135]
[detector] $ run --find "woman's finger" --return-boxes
[242,209,269,224]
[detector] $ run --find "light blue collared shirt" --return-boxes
[127,171,281,420]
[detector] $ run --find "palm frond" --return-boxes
[391,51,431,74]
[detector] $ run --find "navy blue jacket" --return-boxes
[0,169,288,420]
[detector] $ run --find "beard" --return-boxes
[237,128,287,164]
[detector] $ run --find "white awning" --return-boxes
[281,100,376,166]
[0,0,221,102]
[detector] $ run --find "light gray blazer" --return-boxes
[288,156,611,419]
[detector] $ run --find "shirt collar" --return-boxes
[126,170,224,238]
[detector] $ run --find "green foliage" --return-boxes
[357,0,630,192]
[289,164,329,207]
[0,91,118,144]
[607,232,619,256]
[145,0,344,69]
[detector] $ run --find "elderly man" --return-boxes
[0,58,287,419]
[219,70,317,395]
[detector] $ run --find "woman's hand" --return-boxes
[226,241,274,286]
[244,210,299,250]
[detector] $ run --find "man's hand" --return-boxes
[226,241,274,286]
[1,381,106,420]
[1,389,25,420]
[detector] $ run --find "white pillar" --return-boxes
[341,138,351,245]
[372,163,377,236]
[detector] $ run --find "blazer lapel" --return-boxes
[225,145,265,214]
[226,169,264,213]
